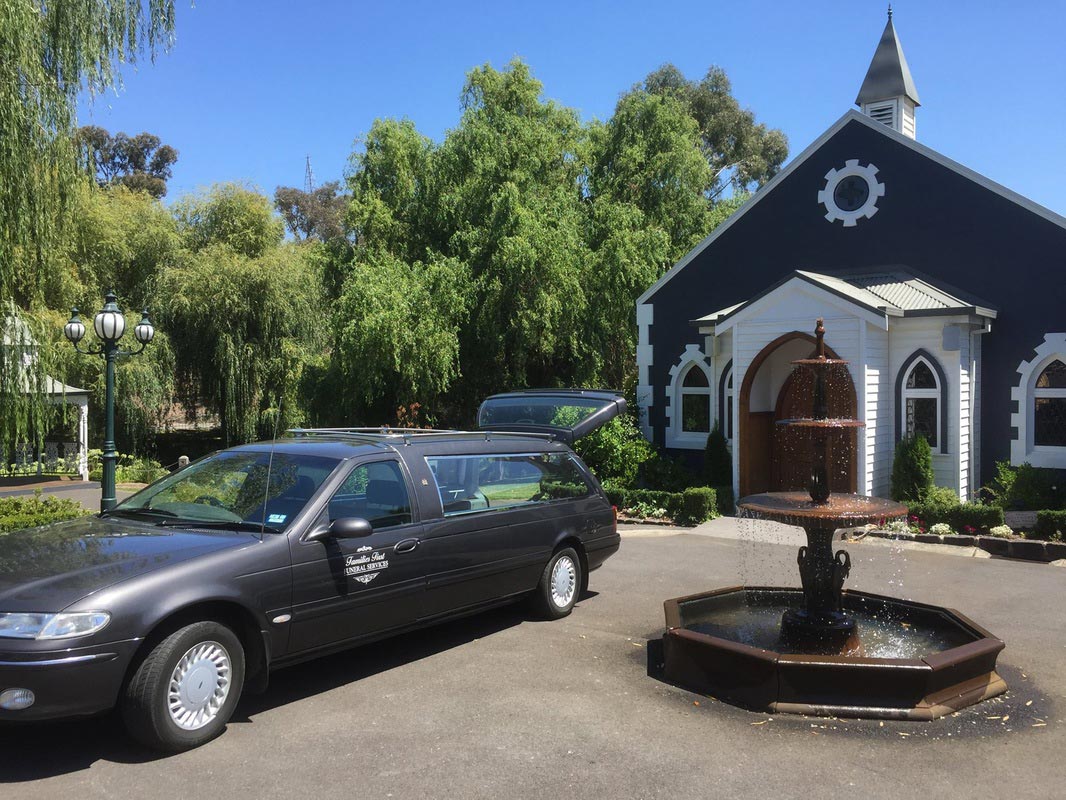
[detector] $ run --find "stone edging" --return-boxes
[860,529,1066,563]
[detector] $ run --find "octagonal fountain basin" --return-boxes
[662,586,1007,720]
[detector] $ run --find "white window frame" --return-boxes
[722,366,734,442]
[666,345,713,449]
[901,356,942,453]
[1011,334,1066,469]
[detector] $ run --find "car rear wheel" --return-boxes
[534,547,582,619]
[121,620,245,752]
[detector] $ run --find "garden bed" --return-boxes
[858,528,1066,563]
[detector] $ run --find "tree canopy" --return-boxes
[3,49,786,461]
[77,126,179,198]
[1,0,175,463]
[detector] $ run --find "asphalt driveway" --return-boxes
[1,527,1062,799]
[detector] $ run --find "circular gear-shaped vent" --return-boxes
[817,160,885,227]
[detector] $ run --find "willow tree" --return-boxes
[163,184,325,446]
[1,0,175,461]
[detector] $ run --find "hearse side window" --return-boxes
[327,460,412,530]
[426,453,591,516]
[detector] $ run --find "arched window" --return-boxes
[897,353,945,452]
[1034,359,1066,447]
[680,364,711,433]
[1011,335,1066,468]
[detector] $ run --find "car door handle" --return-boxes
[395,538,420,554]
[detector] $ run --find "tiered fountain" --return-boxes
[662,319,1007,719]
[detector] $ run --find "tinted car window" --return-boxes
[114,451,339,530]
[328,460,412,530]
[426,453,591,516]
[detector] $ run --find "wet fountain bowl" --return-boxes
[663,587,1006,719]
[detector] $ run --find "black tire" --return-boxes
[121,621,245,752]
[533,547,582,619]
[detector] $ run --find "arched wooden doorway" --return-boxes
[738,332,858,498]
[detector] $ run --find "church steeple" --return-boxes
[856,7,920,139]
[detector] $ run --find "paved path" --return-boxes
[2,526,1062,799]
[0,480,136,510]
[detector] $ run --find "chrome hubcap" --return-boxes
[168,641,231,731]
[550,555,577,608]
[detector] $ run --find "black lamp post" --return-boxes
[64,291,155,512]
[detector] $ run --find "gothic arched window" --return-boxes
[1034,359,1066,447]
[899,355,943,451]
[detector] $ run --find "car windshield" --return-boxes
[111,451,340,532]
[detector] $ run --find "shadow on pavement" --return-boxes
[0,604,531,781]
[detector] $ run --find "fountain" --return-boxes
[661,319,1007,719]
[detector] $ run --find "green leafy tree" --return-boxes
[437,60,591,402]
[640,64,788,197]
[77,126,179,198]
[174,183,284,259]
[703,422,732,486]
[164,184,323,445]
[162,242,324,445]
[1,0,175,462]
[274,181,349,244]
[588,90,713,260]
[330,253,468,422]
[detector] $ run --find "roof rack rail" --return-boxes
[285,427,559,445]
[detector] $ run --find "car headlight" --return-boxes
[0,612,111,640]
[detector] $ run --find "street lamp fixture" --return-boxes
[64,290,155,512]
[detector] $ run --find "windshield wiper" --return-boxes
[154,519,282,534]
[103,507,180,519]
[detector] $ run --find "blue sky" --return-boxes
[78,1,1066,215]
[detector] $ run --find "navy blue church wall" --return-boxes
[644,116,1066,485]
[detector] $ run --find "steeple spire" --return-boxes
[856,9,920,138]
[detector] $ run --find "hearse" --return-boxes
[0,390,624,751]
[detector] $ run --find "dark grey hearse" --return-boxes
[0,391,623,751]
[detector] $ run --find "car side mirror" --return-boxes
[307,517,373,542]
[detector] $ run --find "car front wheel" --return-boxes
[121,620,245,752]
[534,547,582,619]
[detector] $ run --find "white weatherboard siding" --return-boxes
[958,329,971,499]
[886,316,971,498]
[972,333,982,496]
[636,303,654,440]
[866,322,891,497]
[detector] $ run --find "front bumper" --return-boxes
[0,638,140,721]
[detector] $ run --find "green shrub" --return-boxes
[605,485,718,525]
[677,487,718,526]
[1034,510,1066,541]
[573,415,656,490]
[905,496,1003,533]
[702,422,732,487]
[712,485,735,516]
[0,494,89,533]
[983,462,1065,510]
[88,451,169,484]
[891,435,934,501]
[640,452,699,492]
[947,503,1004,532]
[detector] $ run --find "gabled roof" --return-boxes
[639,110,1066,306]
[856,13,920,106]
[691,268,998,330]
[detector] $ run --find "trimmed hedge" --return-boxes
[1034,510,1066,542]
[604,486,720,526]
[905,500,1004,532]
[0,495,89,533]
